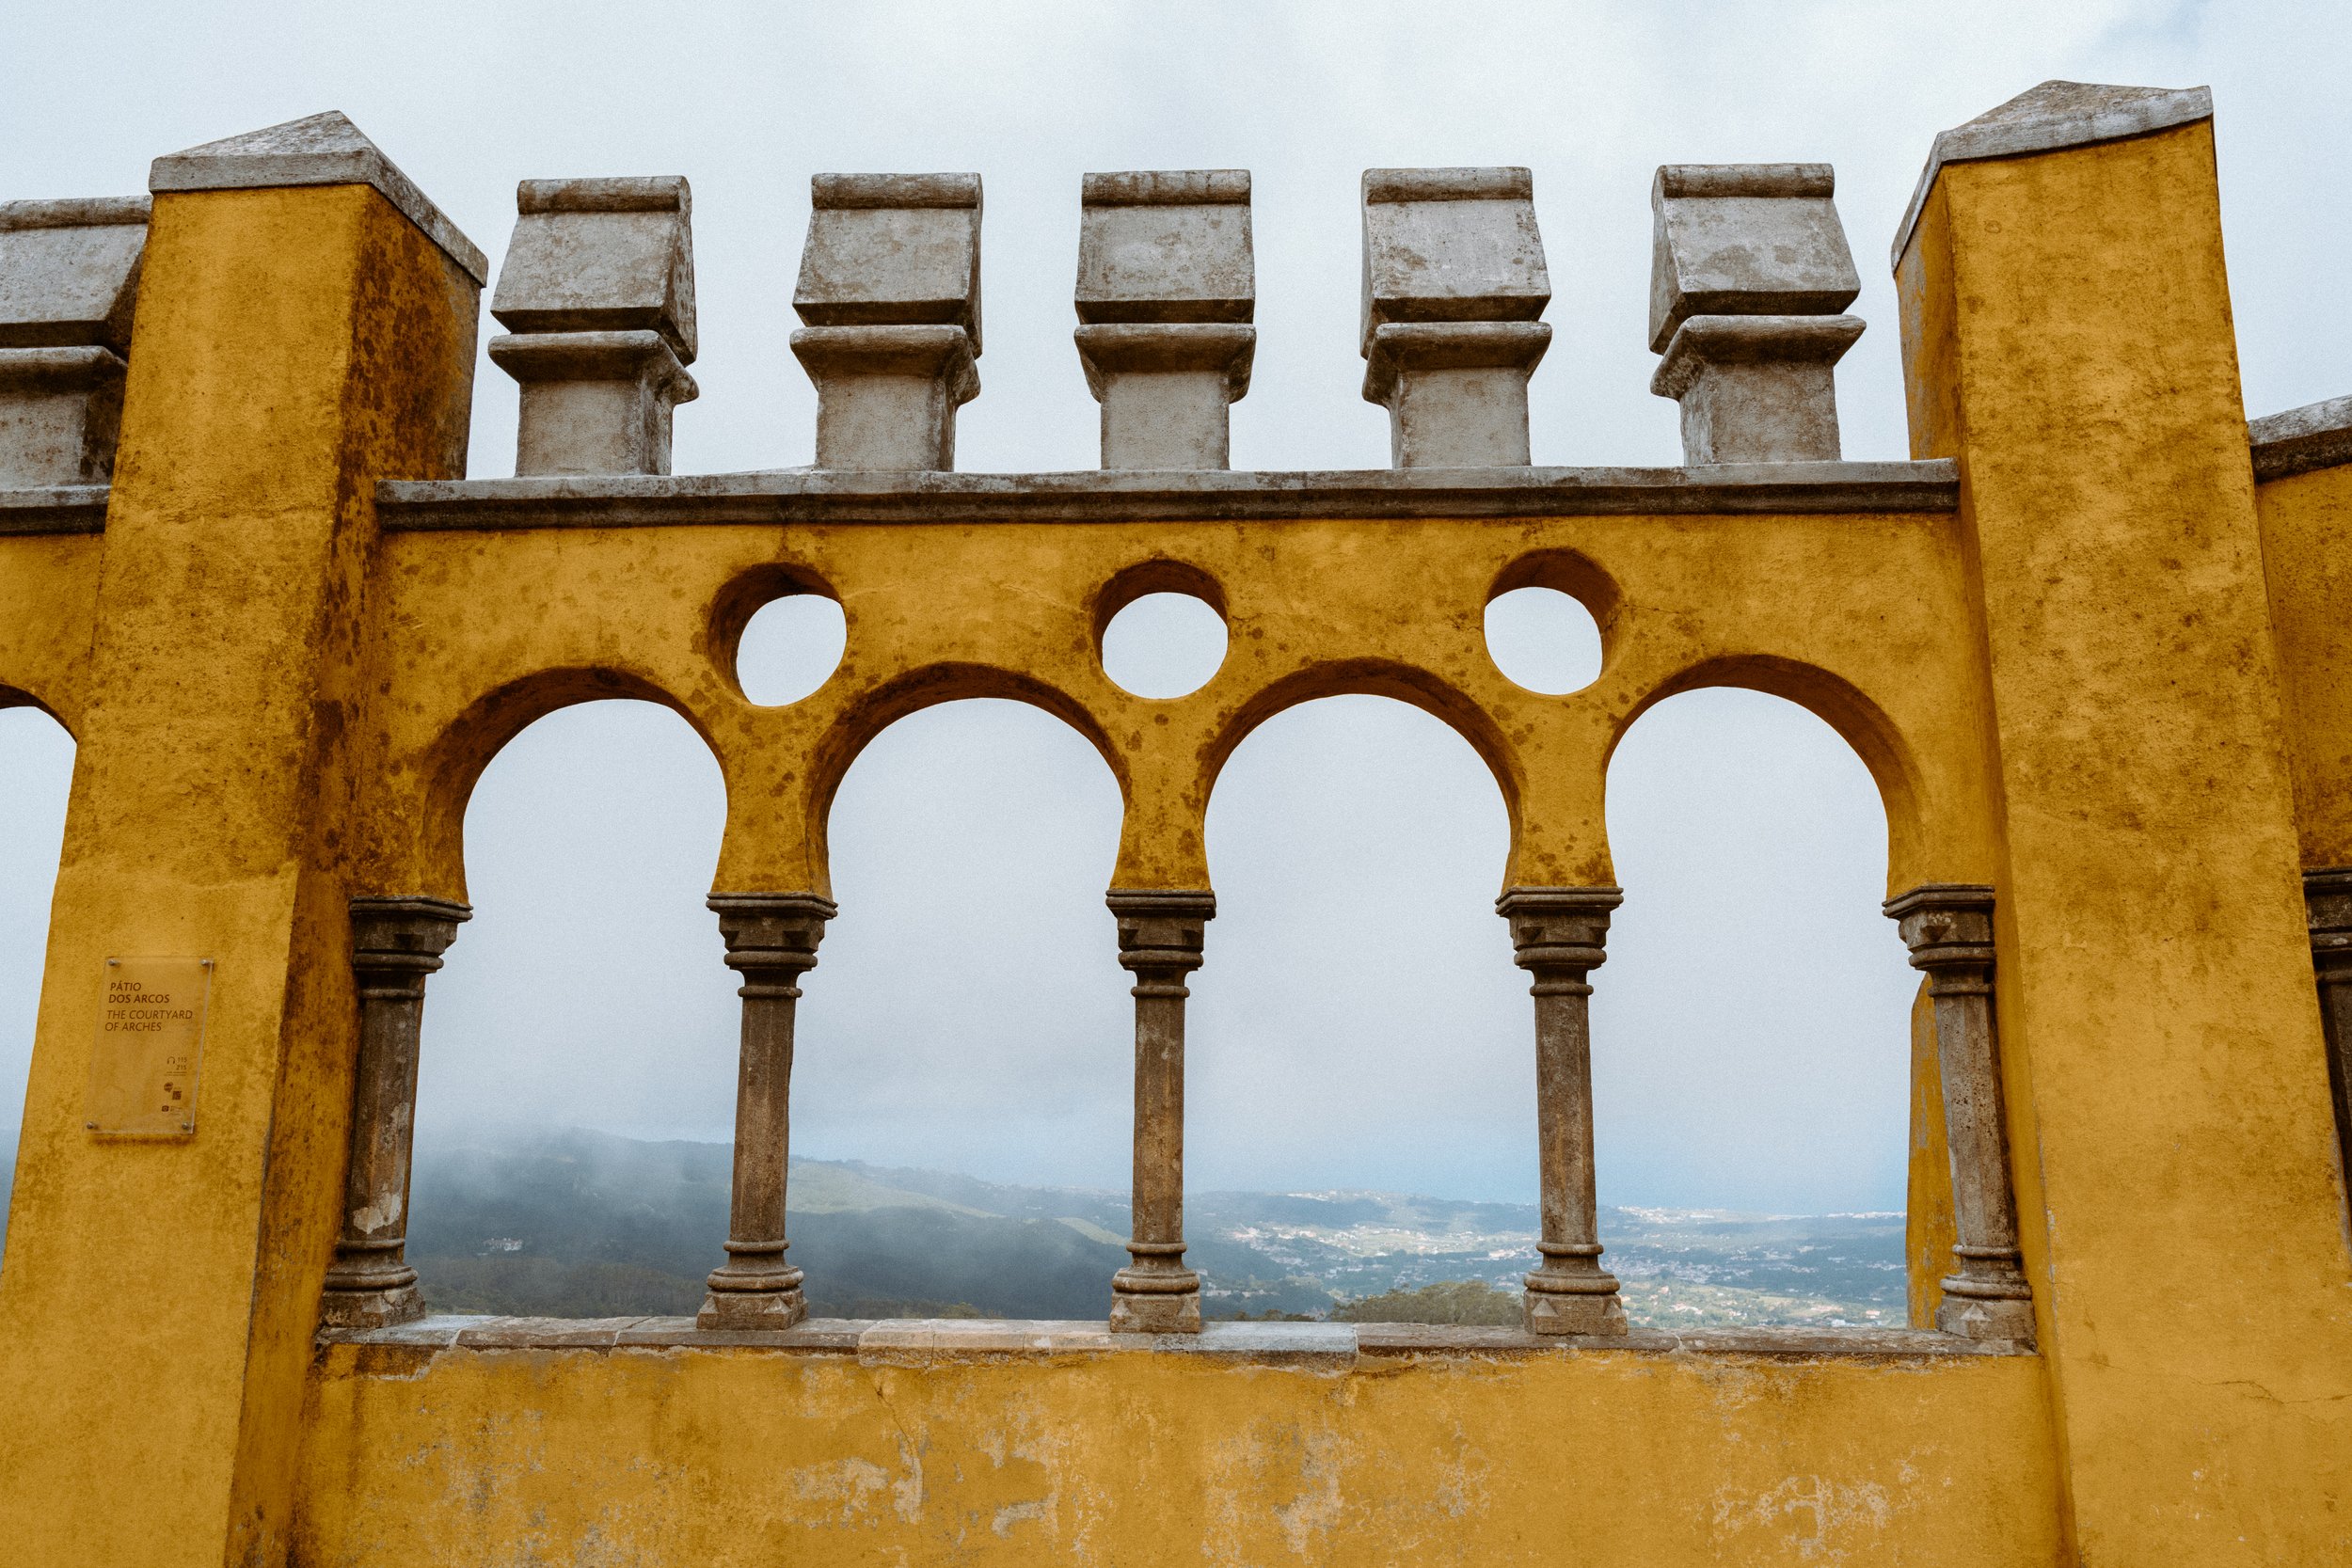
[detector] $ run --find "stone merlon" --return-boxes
[0,196,151,485]
[1075,169,1255,470]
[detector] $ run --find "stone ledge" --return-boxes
[0,484,107,534]
[320,1313,2027,1367]
[2250,394,2352,483]
[375,461,1962,529]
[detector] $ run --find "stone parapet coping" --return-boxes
[1890,81,2212,272]
[2250,394,2352,483]
[150,111,488,284]
[322,1314,2027,1367]
[374,461,1962,529]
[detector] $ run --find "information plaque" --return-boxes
[85,956,213,1136]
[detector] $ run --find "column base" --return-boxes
[1936,1279,2036,1344]
[698,1281,808,1331]
[1523,1274,1629,1337]
[318,1278,424,1330]
[1109,1267,1202,1334]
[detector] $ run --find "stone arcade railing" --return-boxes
[332,146,2020,1343]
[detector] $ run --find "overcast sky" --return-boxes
[3,1,2342,1216]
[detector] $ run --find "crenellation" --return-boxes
[7,82,2352,1568]
[1359,166,1551,467]
[792,172,983,469]
[1647,162,1864,463]
[488,174,699,477]
[1075,167,1255,469]
[1645,163,1856,350]
[0,197,148,485]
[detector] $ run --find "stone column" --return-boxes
[699,893,835,1329]
[1497,887,1628,1336]
[1106,889,1213,1333]
[317,896,469,1329]
[1883,884,2035,1343]
[2301,869,2352,1197]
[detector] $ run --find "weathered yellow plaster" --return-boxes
[2258,460,2352,868]
[358,506,1995,908]
[1898,119,2352,1562]
[0,182,476,1568]
[294,1341,2062,1567]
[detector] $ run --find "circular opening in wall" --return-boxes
[1485,586,1603,695]
[736,593,847,705]
[1102,592,1228,699]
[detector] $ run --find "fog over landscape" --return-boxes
[6,2,2347,1303]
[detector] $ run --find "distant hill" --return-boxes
[0,1128,1910,1326]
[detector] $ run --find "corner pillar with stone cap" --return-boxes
[317,896,471,1329]
[1359,166,1550,467]
[1898,79,2352,1560]
[0,110,482,1568]
[699,893,835,1329]
[1646,165,1863,463]
[487,176,698,475]
[1106,889,1214,1332]
[1073,169,1253,469]
[1497,887,1627,1336]
[791,173,981,470]
[0,196,149,485]
[1883,885,2033,1343]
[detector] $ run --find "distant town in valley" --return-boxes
[0,1128,1908,1325]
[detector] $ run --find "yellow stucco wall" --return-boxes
[358,503,1994,908]
[296,1339,2060,1566]
[1896,119,2352,1562]
[0,183,477,1568]
[2,98,2350,1567]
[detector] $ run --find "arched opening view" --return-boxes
[1484,585,1602,696]
[402,700,739,1319]
[1101,591,1227,699]
[1194,695,1536,1327]
[1596,687,1916,1328]
[735,590,846,706]
[792,698,1129,1318]
[0,705,74,1274]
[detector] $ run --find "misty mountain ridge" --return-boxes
[395,1127,1907,1327]
[0,1129,1907,1324]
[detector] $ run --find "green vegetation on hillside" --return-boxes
[1329,1280,1522,1324]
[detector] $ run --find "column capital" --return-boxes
[1496,885,1620,975]
[1106,888,1214,977]
[707,893,835,975]
[348,895,470,1000]
[1884,883,1994,988]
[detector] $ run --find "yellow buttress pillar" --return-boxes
[1896,83,2352,1561]
[0,114,481,1568]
